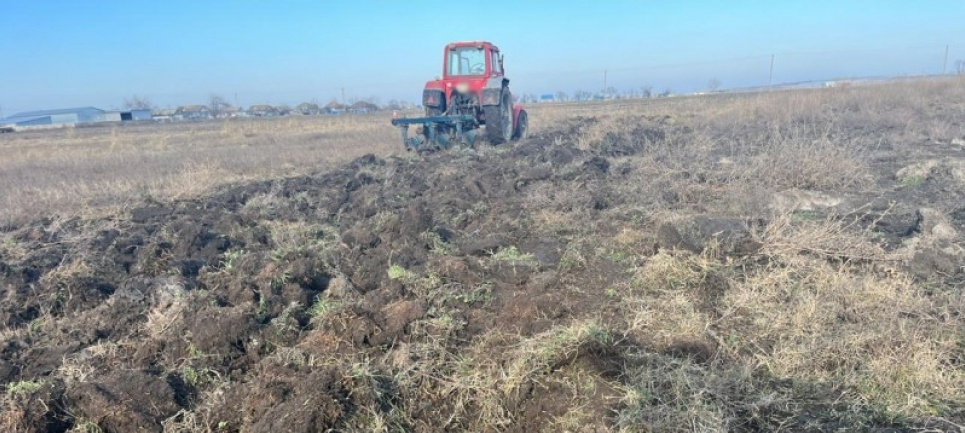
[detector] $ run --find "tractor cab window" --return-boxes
[447,47,486,76]
[491,51,502,75]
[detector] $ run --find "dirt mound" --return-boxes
[67,370,180,432]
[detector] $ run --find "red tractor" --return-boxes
[391,41,528,151]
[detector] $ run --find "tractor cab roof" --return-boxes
[446,41,499,51]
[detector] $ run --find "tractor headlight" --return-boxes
[455,82,470,94]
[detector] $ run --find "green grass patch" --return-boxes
[387,264,414,280]
[309,297,340,320]
[491,246,537,264]
[6,379,43,396]
[900,175,926,187]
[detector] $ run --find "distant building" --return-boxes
[0,107,103,127]
[175,105,212,121]
[324,100,346,114]
[0,113,73,128]
[247,104,278,117]
[824,80,852,88]
[0,106,149,129]
[218,106,243,118]
[295,102,320,116]
[540,94,555,103]
[152,108,176,122]
[121,109,153,121]
[348,101,379,114]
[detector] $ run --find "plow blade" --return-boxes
[390,114,477,152]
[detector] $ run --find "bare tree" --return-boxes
[209,94,230,117]
[957,60,965,75]
[708,78,722,92]
[641,85,653,98]
[123,95,154,110]
[555,91,568,102]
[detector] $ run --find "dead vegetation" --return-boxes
[0,113,404,226]
[1,77,965,432]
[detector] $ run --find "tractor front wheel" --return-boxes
[512,109,528,141]
[484,91,512,145]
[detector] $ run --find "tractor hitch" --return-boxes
[390,114,477,152]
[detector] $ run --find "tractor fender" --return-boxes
[423,88,445,109]
[481,77,509,106]
[513,105,524,127]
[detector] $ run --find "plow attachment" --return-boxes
[390,114,477,152]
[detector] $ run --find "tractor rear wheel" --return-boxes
[484,91,512,145]
[512,109,528,141]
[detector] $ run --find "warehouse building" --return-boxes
[2,107,103,126]
[0,107,152,128]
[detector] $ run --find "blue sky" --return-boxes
[1,0,963,113]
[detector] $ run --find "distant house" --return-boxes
[348,101,379,114]
[324,100,346,114]
[175,105,212,121]
[384,101,407,111]
[539,94,555,103]
[275,105,293,116]
[152,108,176,122]
[220,106,243,118]
[211,106,243,118]
[295,102,320,116]
[247,104,278,117]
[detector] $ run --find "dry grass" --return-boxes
[0,112,408,225]
[613,228,965,429]
[522,78,965,429]
[4,78,964,227]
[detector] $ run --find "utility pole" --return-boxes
[943,45,949,74]
[768,54,775,87]
[603,70,608,97]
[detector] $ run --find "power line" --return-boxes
[514,43,963,80]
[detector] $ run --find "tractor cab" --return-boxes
[444,43,503,78]
[427,42,506,114]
